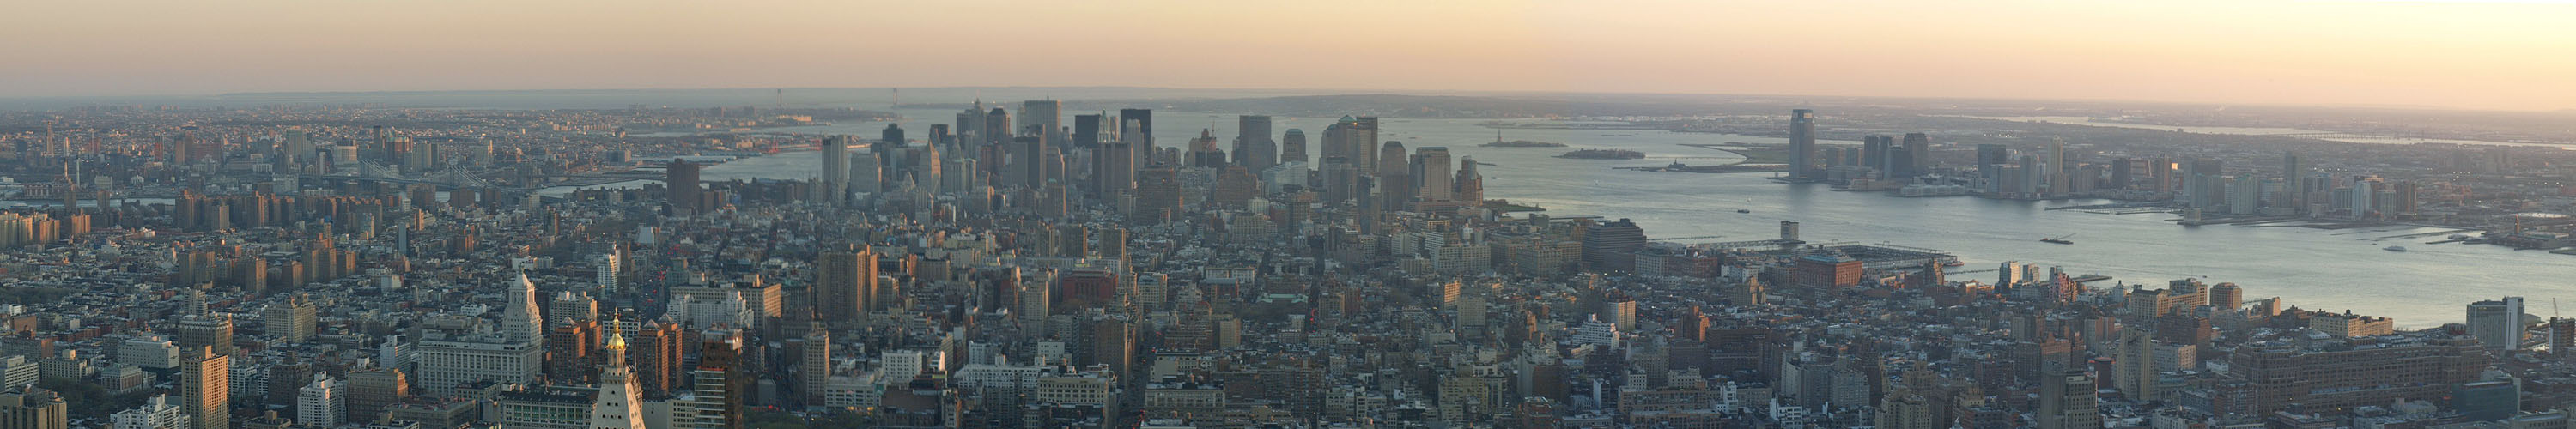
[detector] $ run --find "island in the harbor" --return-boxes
[1480,140,1568,148]
[1614,143,1795,173]
[1679,142,1795,165]
[1556,148,1646,160]
[1479,130,1569,148]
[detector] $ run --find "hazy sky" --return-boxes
[7,0,2573,111]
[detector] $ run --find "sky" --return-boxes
[5,0,2574,111]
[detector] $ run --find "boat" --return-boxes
[1735,209,1751,214]
[2449,234,2473,239]
[2040,233,2076,245]
[2385,246,2408,252]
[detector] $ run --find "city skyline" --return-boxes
[5,2,2576,427]
[6,0,2576,111]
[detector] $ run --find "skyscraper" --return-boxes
[504,272,544,345]
[2111,157,2136,190]
[633,322,683,396]
[1012,135,1049,187]
[1323,118,1358,174]
[1977,144,2009,192]
[181,347,228,429]
[296,375,343,428]
[1234,115,1275,172]
[2553,317,2576,359]
[1097,125,1135,198]
[1376,142,1412,207]
[2469,297,2525,350]
[1279,128,1308,165]
[1902,132,1929,177]
[1862,135,1893,176]
[2046,137,2070,195]
[1135,166,1183,225]
[592,254,620,292]
[666,160,702,214]
[814,246,878,322]
[1417,147,1454,202]
[1019,100,1060,138]
[283,129,312,165]
[2035,370,2098,429]
[1355,116,1382,174]
[1454,156,1483,203]
[2281,151,2305,212]
[2112,329,2158,399]
[2395,180,2421,214]
[1789,109,1817,180]
[175,316,234,358]
[589,319,645,429]
[1186,130,1226,169]
[1118,108,1154,156]
[685,330,748,429]
[956,101,987,144]
[817,136,848,203]
[849,152,882,195]
[799,326,830,405]
[545,321,598,383]
[1321,156,1355,203]
[0,387,65,429]
[1072,113,1106,148]
[880,123,906,149]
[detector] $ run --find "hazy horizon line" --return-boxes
[4,85,2568,114]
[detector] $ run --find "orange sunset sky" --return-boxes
[5,0,2573,111]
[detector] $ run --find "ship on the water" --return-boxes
[2040,233,2076,245]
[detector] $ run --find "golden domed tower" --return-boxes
[589,313,644,429]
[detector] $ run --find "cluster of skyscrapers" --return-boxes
[799,101,1487,227]
[1781,109,2433,221]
